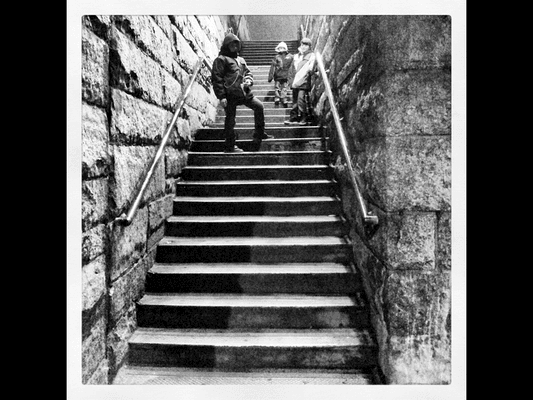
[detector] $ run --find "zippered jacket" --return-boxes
[211,33,254,101]
[288,49,315,90]
[268,53,294,82]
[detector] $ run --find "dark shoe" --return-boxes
[257,133,274,139]
[224,146,244,153]
[298,120,310,126]
[274,100,280,106]
[282,102,288,108]
[284,119,299,125]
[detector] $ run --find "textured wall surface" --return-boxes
[305,15,451,384]
[81,15,232,384]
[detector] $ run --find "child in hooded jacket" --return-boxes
[211,33,274,152]
[267,42,294,107]
[285,38,316,126]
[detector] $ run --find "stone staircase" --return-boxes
[113,41,381,385]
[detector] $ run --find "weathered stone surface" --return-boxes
[110,89,174,144]
[373,70,451,138]
[111,144,166,211]
[384,212,437,270]
[148,194,174,232]
[377,15,451,70]
[152,15,173,41]
[172,16,220,63]
[82,27,109,107]
[82,178,109,231]
[109,256,150,324]
[114,15,174,72]
[82,103,110,179]
[109,26,165,106]
[82,254,106,312]
[85,359,109,385]
[161,68,182,110]
[110,206,147,281]
[364,136,451,212]
[82,223,107,264]
[171,24,201,74]
[437,211,451,270]
[385,270,451,383]
[106,305,136,376]
[82,304,106,383]
[165,147,188,177]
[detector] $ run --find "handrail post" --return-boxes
[314,52,378,227]
[114,57,205,226]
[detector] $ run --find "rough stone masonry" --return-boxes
[306,15,451,384]
[81,15,248,384]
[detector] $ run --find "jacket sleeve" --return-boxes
[211,57,226,99]
[242,59,254,86]
[287,57,296,87]
[268,58,276,82]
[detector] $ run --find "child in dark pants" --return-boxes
[211,33,274,152]
[268,42,294,107]
[284,38,316,126]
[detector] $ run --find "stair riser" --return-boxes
[145,273,361,294]
[165,220,346,237]
[128,344,377,370]
[181,168,332,181]
[194,127,322,140]
[136,305,369,329]
[216,107,292,116]
[155,244,351,263]
[215,115,291,123]
[173,200,341,216]
[190,139,325,153]
[187,152,329,166]
[175,182,337,197]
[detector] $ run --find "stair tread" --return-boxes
[113,365,374,385]
[159,236,348,246]
[173,196,338,202]
[139,293,361,308]
[151,262,353,274]
[167,215,341,223]
[188,150,327,155]
[130,327,374,347]
[183,165,329,170]
[177,180,333,185]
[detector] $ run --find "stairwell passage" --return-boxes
[113,40,381,385]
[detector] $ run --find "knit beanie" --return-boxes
[275,41,288,53]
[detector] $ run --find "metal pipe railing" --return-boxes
[314,52,379,226]
[114,57,206,226]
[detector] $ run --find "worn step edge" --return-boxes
[129,327,374,347]
[158,236,349,246]
[150,262,355,274]
[112,365,376,385]
[173,196,339,203]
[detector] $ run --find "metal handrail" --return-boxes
[314,52,379,226]
[114,57,206,226]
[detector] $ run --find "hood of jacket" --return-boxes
[219,33,241,57]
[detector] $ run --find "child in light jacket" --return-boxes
[268,42,294,107]
[285,38,316,125]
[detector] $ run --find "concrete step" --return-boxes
[190,137,325,153]
[214,114,292,124]
[180,165,332,181]
[215,106,292,117]
[113,365,378,385]
[194,127,322,141]
[127,327,378,369]
[165,214,347,237]
[172,196,342,216]
[155,235,352,263]
[145,262,361,294]
[186,150,330,166]
[175,179,338,197]
[136,293,369,329]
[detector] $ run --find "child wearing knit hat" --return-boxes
[268,41,294,107]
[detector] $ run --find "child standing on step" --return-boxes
[284,38,316,126]
[211,33,274,152]
[267,42,294,107]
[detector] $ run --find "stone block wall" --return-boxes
[81,15,248,384]
[305,15,451,384]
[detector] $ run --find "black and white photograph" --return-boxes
[68,1,466,399]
